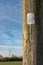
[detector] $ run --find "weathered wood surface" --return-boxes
[23,0,37,65]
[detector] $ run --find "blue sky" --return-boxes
[0,0,22,57]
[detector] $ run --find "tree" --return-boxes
[11,54,17,58]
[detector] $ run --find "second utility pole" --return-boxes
[23,0,37,65]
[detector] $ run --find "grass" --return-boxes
[0,61,22,65]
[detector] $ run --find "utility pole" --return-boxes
[23,0,37,65]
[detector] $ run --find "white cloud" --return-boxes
[0,48,22,57]
[0,45,22,49]
[0,50,9,57]
[15,40,22,43]
[0,33,8,39]
[0,45,22,57]
[11,30,22,37]
[2,33,8,38]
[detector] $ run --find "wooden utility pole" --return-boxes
[23,0,37,65]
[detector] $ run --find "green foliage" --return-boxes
[0,61,22,65]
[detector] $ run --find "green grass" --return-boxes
[0,61,22,65]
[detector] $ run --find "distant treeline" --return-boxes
[0,57,23,62]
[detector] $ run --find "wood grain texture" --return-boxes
[23,0,37,65]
